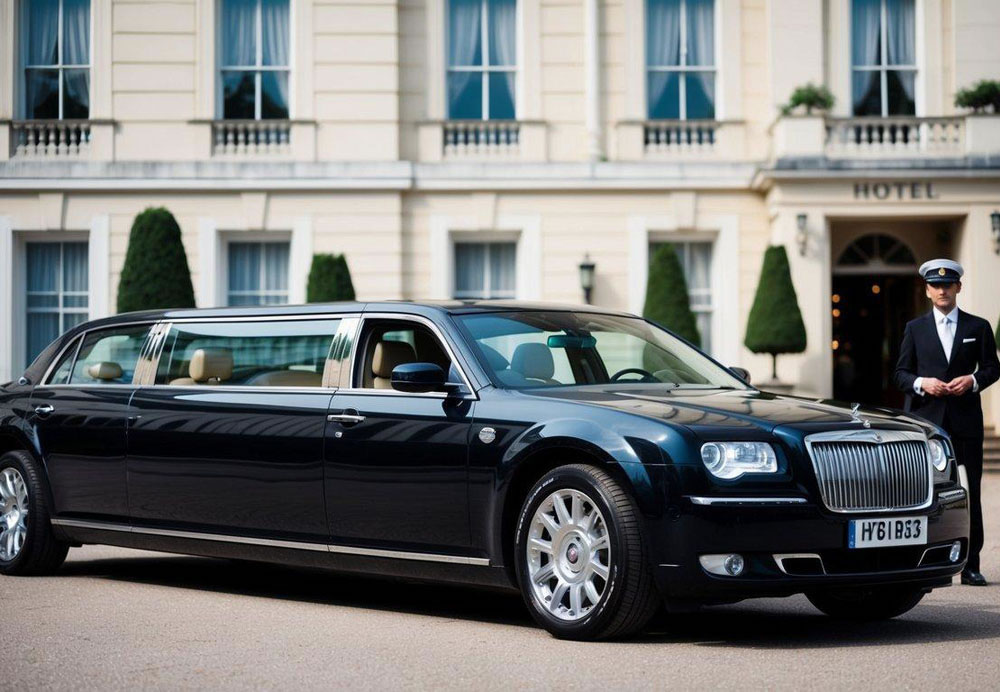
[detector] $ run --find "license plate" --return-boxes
[848,516,928,549]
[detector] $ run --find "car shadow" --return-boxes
[59,553,1000,647]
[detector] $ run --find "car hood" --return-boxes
[520,386,935,437]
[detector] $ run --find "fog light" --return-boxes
[698,553,746,577]
[950,541,962,563]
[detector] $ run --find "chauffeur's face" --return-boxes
[925,281,961,313]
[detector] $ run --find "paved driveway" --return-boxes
[4,477,1000,690]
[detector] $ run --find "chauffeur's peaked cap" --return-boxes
[918,258,964,284]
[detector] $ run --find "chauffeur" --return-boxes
[894,259,1000,586]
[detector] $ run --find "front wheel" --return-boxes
[806,587,925,621]
[0,451,69,576]
[514,464,660,640]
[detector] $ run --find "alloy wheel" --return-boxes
[0,467,29,561]
[526,488,611,621]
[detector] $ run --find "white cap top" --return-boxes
[918,258,964,283]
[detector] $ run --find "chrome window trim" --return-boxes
[37,320,159,388]
[349,312,479,400]
[50,518,490,566]
[803,429,934,514]
[773,553,826,576]
[688,496,808,506]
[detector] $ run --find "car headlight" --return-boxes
[928,438,951,480]
[700,442,778,480]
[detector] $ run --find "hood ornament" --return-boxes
[850,402,872,429]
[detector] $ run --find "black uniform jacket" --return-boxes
[893,309,1000,438]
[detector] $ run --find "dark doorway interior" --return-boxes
[832,274,921,408]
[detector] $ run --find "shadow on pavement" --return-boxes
[59,553,1000,647]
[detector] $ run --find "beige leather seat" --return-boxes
[511,343,559,384]
[170,348,233,386]
[245,370,322,387]
[371,340,416,389]
[87,361,123,381]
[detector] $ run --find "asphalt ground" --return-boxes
[4,477,1000,690]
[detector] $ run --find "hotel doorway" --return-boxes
[832,233,922,409]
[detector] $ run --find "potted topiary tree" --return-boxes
[306,253,356,302]
[117,207,196,312]
[744,245,807,385]
[781,83,835,116]
[643,244,700,347]
[955,80,1000,113]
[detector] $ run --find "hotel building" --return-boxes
[2,0,999,426]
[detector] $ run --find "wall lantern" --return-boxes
[579,253,596,304]
[796,213,808,256]
[991,210,1000,254]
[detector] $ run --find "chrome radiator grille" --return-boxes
[805,432,932,513]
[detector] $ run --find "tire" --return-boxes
[0,450,70,576]
[514,464,660,640]
[806,586,925,621]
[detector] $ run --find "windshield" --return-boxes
[457,311,748,389]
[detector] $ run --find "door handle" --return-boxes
[327,410,366,426]
[34,404,54,417]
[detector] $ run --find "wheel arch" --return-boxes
[492,424,665,586]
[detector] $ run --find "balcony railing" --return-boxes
[644,120,719,157]
[212,120,292,156]
[825,116,965,157]
[10,120,91,158]
[443,121,520,159]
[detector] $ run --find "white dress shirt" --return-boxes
[913,307,979,396]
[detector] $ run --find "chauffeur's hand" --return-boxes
[921,377,951,397]
[945,375,975,396]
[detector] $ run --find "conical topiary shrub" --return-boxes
[744,245,807,381]
[643,244,700,346]
[117,207,195,313]
[306,253,356,302]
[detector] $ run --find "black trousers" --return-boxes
[953,437,985,571]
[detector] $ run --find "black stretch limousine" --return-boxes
[0,302,969,640]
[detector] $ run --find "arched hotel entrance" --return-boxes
[831,231,924,408]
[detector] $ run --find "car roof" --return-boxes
[99,300,636,323]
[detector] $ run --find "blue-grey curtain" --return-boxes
[852,0,881,114]
[447,0,483,118]
[685,0,715,118]
[488,0,517,118]
[646,0,681,118]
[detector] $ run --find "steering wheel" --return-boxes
[609,367,657,383]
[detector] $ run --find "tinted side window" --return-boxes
[46,336,82,385]
[357,321,454,389]
[70,326,152,385]
[155,319,341,387]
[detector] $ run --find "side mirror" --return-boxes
[729,366,751,384]
[391,362,447,393]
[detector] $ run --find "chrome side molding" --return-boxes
[689,496,808,506]
[51,518,490,566]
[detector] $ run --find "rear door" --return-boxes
[126,317,348,543]
[324,314,476,553]
[28,323,153,521]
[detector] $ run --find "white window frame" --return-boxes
[850,0,917,117]
[224,236,292,306]
[452,240,517,299]
[645,0,717,121]
[20,0,92,120]
[445,0,519,121]
[218,0,291,121]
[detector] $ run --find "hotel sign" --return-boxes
[853,181,939,200]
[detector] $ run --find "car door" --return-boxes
[28,323,154,522]
[324,314,475,553]
[126,317,350,543]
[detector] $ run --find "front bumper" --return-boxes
[650,486,970,602]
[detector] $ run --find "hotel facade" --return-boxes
[2,0,1000,425]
